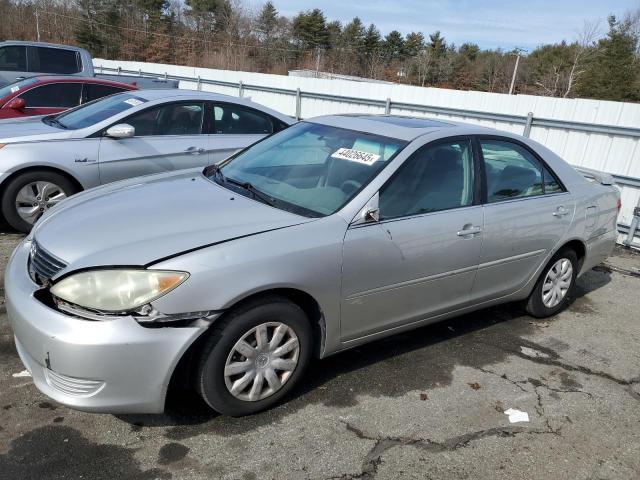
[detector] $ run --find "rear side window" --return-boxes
[213,104,274,134]
[29,47,81,74]
[0,46,27,71]
[83,84,127,103]
[19,83,82,108]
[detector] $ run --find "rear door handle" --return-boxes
[457,226,482,237]
[185,146,205,155]
[552,207,570,217]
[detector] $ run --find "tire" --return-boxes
[1,170,78,233]
[525,248,578,318]
[196,296,313,416]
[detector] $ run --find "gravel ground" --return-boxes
[0,232,639,480]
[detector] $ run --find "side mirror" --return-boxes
[351,192,380,226]
[105,123,135,139]
[7,98,26,110]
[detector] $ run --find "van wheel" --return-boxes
[525,248,578,318]
[196,296,312,416]
[1,171,77,233]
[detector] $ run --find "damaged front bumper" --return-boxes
[5,240,215,414]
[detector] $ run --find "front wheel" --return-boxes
[195,296,313,416]
[1,171,77,233]
[525,248,578,318]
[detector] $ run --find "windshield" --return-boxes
[0,77,39,100]
[51,93,148,130]
[212,122,407,217]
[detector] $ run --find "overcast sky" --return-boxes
[261,0,639,50]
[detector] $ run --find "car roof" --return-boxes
[0,41,87,51]
[131,89,294,123]
[307,114,497,141]
[16,75,136,88]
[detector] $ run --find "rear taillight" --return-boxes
[616,198,622,212]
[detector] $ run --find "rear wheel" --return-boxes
[525,248,578,318]
[196,296,312,416]
[1,170,77,233]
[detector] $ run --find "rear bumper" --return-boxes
[5,239,207,414]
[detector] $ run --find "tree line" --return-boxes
[0,0,638,102]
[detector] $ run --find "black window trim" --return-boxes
[99,100,208,138]
[374,135,482,224]
[474,134,568,206]
[17,81,84,109]
[211,101,277,135]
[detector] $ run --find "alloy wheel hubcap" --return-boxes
[542,258,573,308]
[224,322,300,402]
[15,181,67,224]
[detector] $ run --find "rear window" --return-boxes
[29,47,81,74]
[0,45,27,71]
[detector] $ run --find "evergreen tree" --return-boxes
[255,1,278,41]
[292,9,329,51]
[577,16,639,101]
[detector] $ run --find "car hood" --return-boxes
[32,170,314,273]
[0,115,72,142]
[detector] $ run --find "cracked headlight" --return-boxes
[50,269,189,313]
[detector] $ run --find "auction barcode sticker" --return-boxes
[331,148,381,166]
[124,98,143,106]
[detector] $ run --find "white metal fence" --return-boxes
[95,58,640,247]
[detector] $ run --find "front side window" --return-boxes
[214,122,407,217]
[481,140,543,202]
[213,104,273,134]
[125,103,205,136]
[19,83,82,108]
[53,93,148,130]
[31,47,81,74]
[0,46,27,71]
[380,139,474,220]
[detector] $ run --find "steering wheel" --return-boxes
[340,180,362,195]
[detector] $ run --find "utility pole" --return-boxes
[508,47,526,95]
[35,9,41,42]
[315,48,322,78]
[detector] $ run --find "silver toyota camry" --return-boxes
[6,115,619,416]
[0,89,292,232]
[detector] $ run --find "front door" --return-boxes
[471,137,575,302]
[341,138,483,341]
[98,101,209,184]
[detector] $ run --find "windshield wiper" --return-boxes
[225,177,277,207]
[208,163,226,184]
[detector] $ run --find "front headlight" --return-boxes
[50,269,189,313]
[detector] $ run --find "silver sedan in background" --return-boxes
[0,89,292,232]
[6,115,619,416]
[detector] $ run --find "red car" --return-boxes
[0,76,137,120]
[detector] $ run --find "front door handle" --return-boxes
[457,225,482,237]
[185,146,205,155]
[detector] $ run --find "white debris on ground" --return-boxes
[11,370,31,378]
[504,408,530,423]
[520,346,550,359]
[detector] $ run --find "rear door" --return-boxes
[0,45,28,85]
[17,82,83,116]
[208,102,282,164]
[471,136,574,302]
[98,101,209,184]
[341,137,483,341]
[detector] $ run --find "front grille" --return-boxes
[28,241,67,284]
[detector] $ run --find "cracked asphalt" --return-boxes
[1,231,639,480]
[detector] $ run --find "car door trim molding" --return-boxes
[477,248,547,271]
[345,264,478,300]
